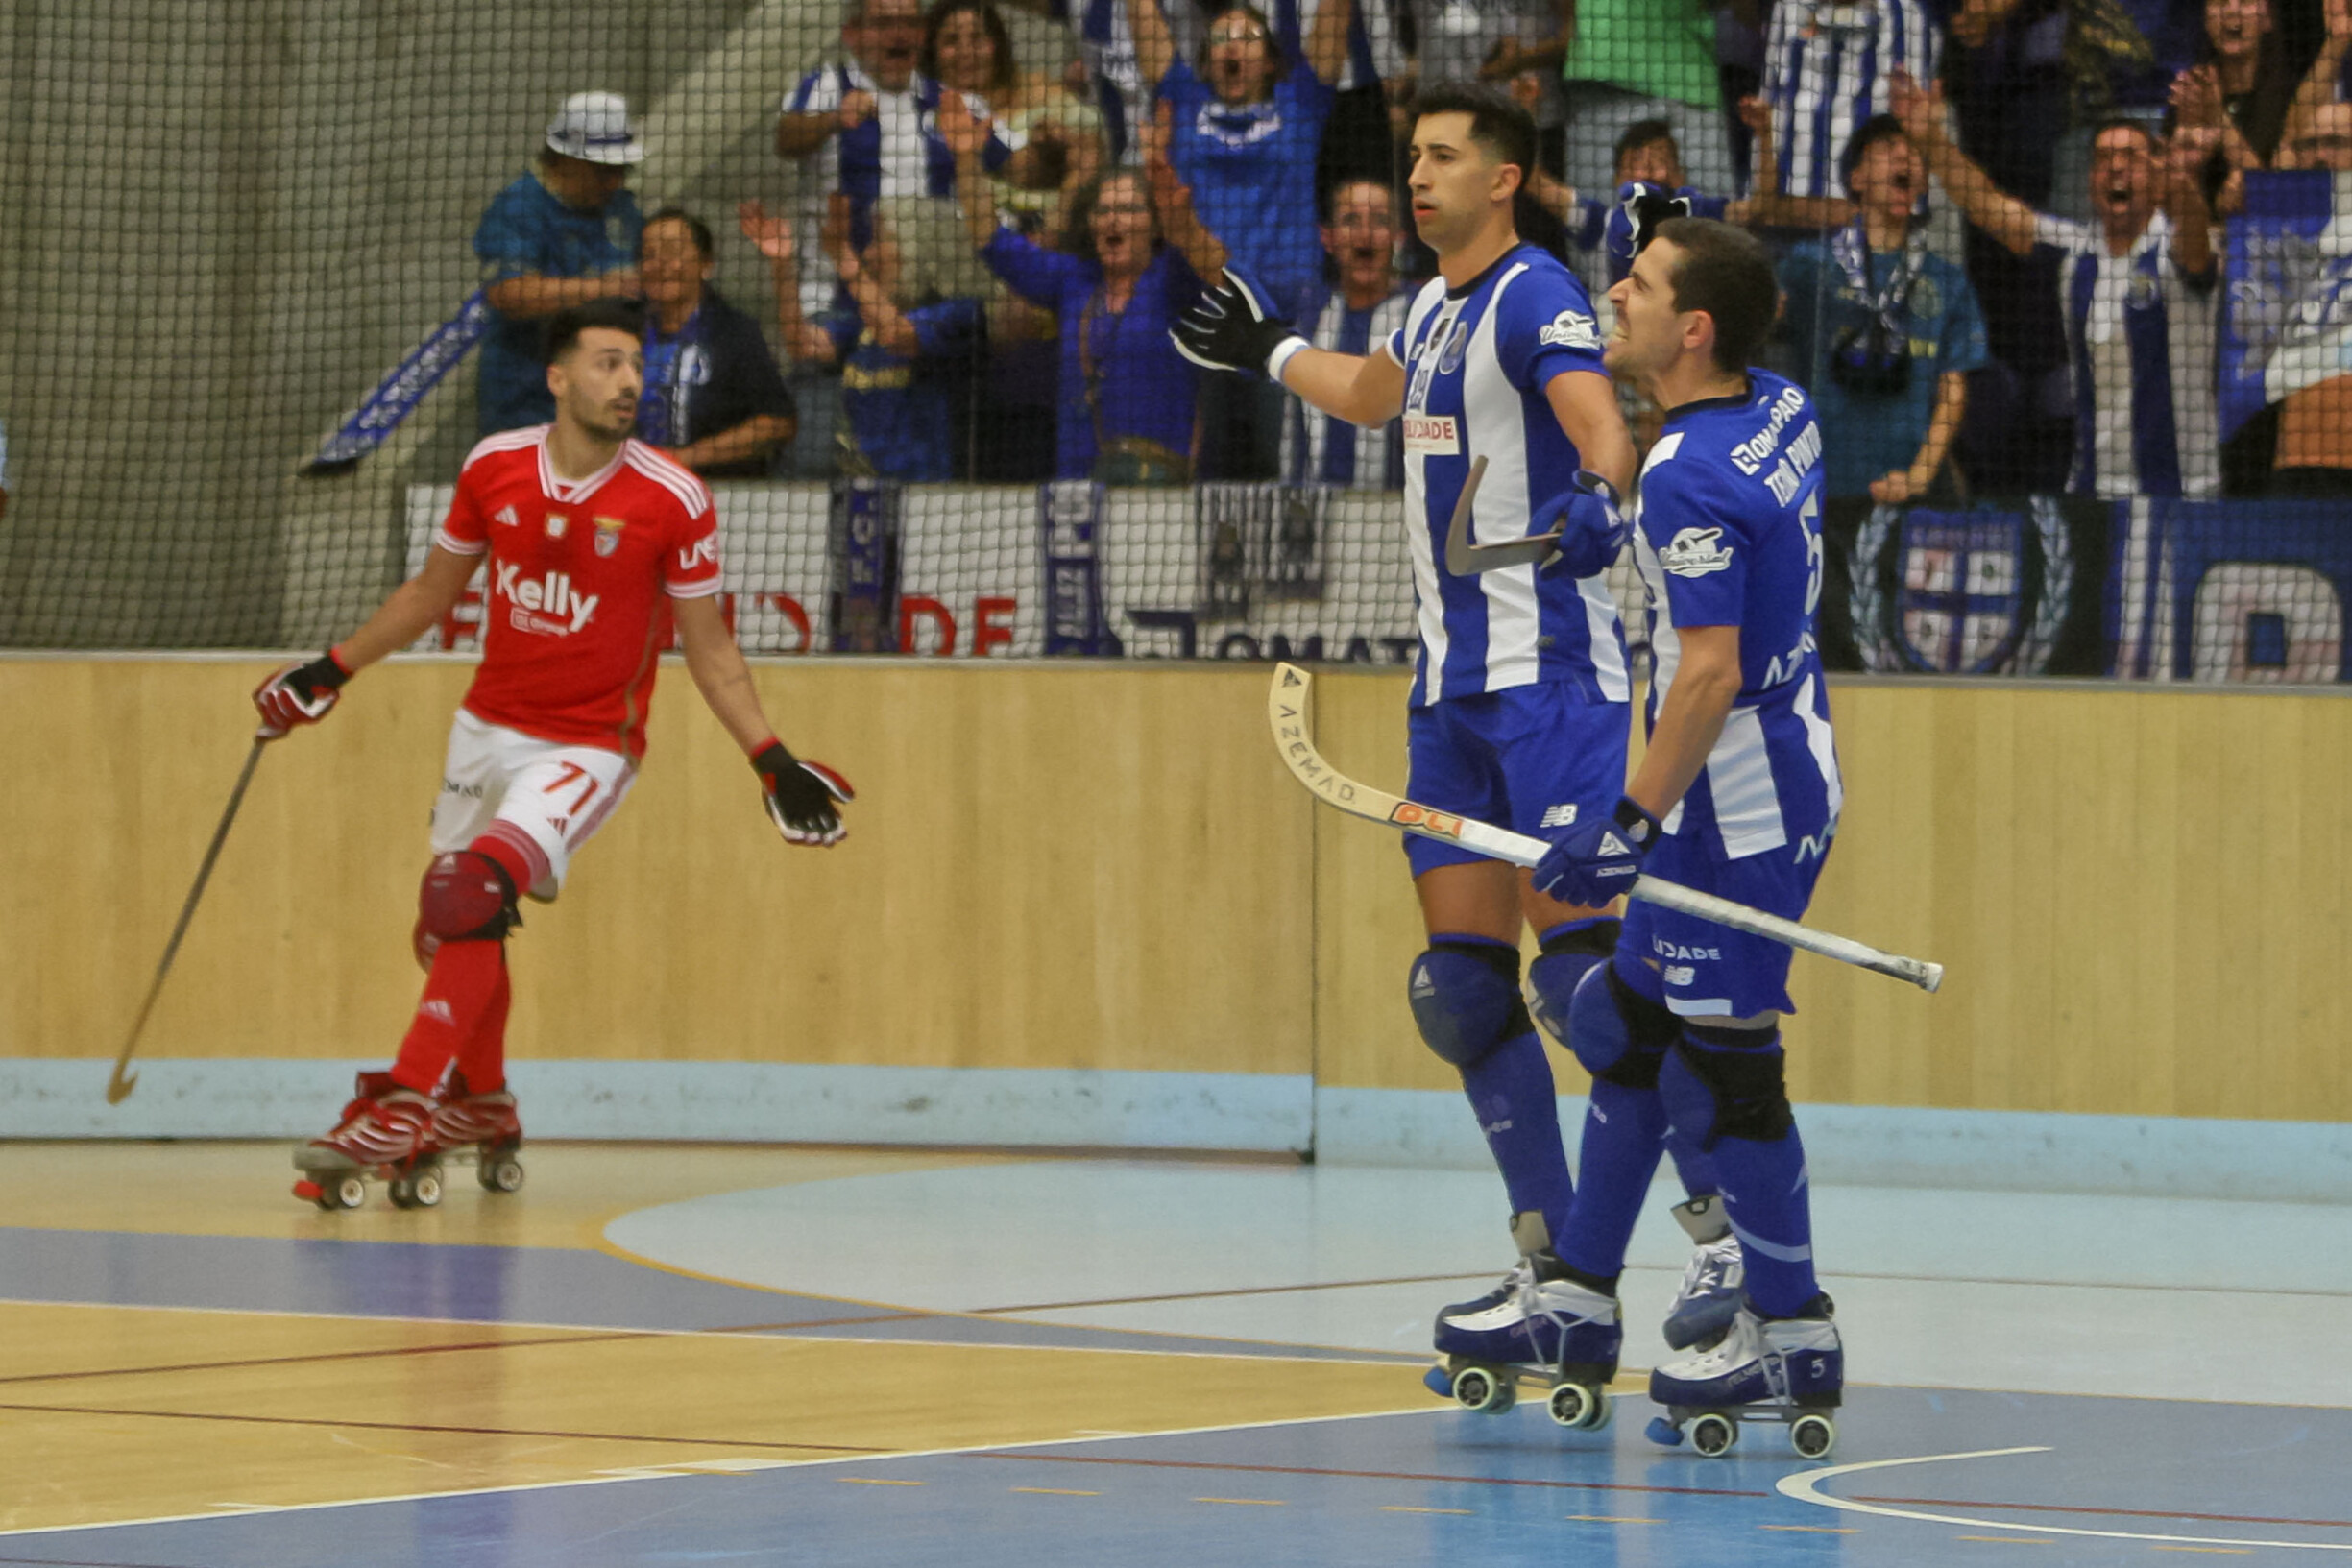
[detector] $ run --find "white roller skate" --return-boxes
[1661,1194,1745,1350]
[1425,1222,1621,1433]
[1646,1294,1842,1459]
[292,1072,439,1212]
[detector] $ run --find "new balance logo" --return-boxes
[1539,804,1579,829]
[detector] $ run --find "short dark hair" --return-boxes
[1651,217,1777,374]
[1321,176,1394,224]
[1612,117,1678,171]
[1838,113,1912,194]
[2088,114,2162,155]
[1410,82,1537,197]
[920,0,1019,95]
[642,206,715,260]
[542,297,644,364]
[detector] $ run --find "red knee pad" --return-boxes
[418,850,517,944]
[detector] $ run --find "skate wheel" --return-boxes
[478,1151,524,1194]
[1791,1413,1836,1459]
[314,1172,366,1211]
[1546,1382,1606,1430]
[1645,1415,1684,1447]
[1690,1412,1737,1457]
[412,1165,443,1207]
[1422,1364,1455,1400]
[1450,1365,1515,1415]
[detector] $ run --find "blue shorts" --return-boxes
[1620,830,1831,1018]
[1403,683,1630,879]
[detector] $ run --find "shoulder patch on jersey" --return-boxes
[1539,308,1599,350]
[1659,526,1734,578]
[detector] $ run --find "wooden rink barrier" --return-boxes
[2,656,2348,1124]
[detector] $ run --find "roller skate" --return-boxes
[1661,1194,1745,1350]
[292,1072,440,1212]
[1424,1230,1621,1433]
[1645,1294,1842,1459]
[427,1074,527,1196]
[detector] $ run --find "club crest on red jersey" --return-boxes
[593,516,625,558]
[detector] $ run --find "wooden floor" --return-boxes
[3,1142,2347,1567]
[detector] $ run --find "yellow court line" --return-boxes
[1011,1487,1100,1497]
[1196,1497,1287,1507]
[1565,1515,1660,1524]
[838,1478,926,1487]
[1381,1506,1473,1515]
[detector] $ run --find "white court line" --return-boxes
[1780,1447,2352,1553]
[0,1402,1450,1540]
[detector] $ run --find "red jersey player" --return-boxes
[255,298,851,1208]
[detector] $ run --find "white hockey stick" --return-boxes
[1267,663,1943,994]
[1442,455,1566,574]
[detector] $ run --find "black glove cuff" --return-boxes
[302,652,350,691]
[1612,795,1662,845]
[750,740,796,783]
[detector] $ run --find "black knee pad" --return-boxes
[418,850,519,943]
[1661,1023,1792,1148]
[1407,940,1534,1069]
[1577,963,1683,1090]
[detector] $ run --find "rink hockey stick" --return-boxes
[1442,456,1565,574]
[1266,663,1944,993]
[106,736,270,1102]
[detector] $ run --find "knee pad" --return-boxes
[1566,961,1683,1088]
[1660,1023,1792,1149]
[1525,919,1620,1044]
[1407,941,1534,1069]
[418,850,519,944]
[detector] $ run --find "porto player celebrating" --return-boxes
[1536,218,1847,1451]
[1176,83,1742,1390]
[255,298,851,1206]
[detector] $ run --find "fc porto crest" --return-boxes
[1893,511,2025,672]
[593,516,625,558]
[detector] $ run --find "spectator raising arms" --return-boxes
[635,210,797,479]
[741,195,982,482]
[2170,0,2296,213]
[1778,117,1987,504]
[927,0,1106,232]
[1896,70,2222,500]
[1129,0,1351,312]
[1283,178,1411,489]
[776,0,1013,258]
[473,93,645,437]
[945,93,1226,485]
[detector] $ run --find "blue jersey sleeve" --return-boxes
[909,296,985,359]
[1492,262,1605,394]
[473,184,545,280]
[982,227,1086,309]
[1639,454,1749,629]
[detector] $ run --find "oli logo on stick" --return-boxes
[1389,802,1465,840]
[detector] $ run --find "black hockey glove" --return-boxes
[253,651,351,738]
[752,740,854,847]
[1171,268,1307,379]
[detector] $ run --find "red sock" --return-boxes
[388,833,535,1096]
[452,952,512,1096]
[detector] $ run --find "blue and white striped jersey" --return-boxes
[2034,212,2220,500]
[1633,371,1843,862]
[1762,0,1944,201]
[1384,243,1631,709]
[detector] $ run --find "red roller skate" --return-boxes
[428,1073,526,1195]
[292,1072,439,1211]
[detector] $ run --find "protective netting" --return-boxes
[1,0,2347,674]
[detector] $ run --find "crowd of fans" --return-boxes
[470,0,2352,500]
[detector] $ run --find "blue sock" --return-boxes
[1555,1076,1667,1281]
[1459,1031,1575,1246]
[1664,1129,1720,1198]
[1660,1028,1819,1317]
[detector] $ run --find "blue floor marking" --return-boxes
[0,1227,1419,1362]
[6,1387,2347,1567]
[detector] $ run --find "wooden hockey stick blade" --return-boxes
[1442,454,1564,574]
[1268,663,1944,994]
[107,736,271,1102]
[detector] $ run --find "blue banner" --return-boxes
[2143,499,2352,683]
[2219,172,2352,445]
[306,291,492,473]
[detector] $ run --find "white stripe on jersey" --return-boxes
[1401,278,1455,702]
[1795,673,1844,821]
[1766,0,1940,201]
[624,441,715,516]
[1462,264,1544,692]
[1286,290,1411,488]
[1708,706,1788,857]
[463,425,547,471]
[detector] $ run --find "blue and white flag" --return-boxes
[2220,171,2352,444]
[306,291,493,473]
